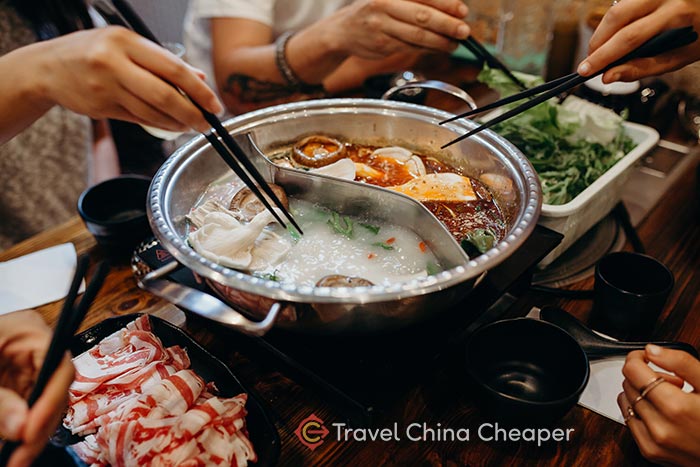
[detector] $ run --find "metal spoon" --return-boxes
[539,306,699,360]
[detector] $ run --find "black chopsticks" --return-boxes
[99,0,302,234]
[0,256,109,463]
[441,26,699,148]
[460,37,527,91]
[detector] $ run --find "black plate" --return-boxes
[49,313,280,466]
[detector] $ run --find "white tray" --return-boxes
[537,121,659,266]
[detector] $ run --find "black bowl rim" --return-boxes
[465,317,590,407]
[595,251,675,298]
[77,175,151,226]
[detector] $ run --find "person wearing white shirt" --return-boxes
[184,0,471,114]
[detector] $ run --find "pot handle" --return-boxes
[381,79,478,110]
[135,261,281,336]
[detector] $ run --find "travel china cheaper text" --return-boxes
[332,422,575,447]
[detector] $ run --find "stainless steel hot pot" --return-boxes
[135,99,541,335]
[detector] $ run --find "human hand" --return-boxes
[29,26,222,132]
[0,310,75,467]
[316,0,470,59]
[618,345,700,466]
[578,0,700,83]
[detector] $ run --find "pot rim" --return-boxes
[148,99,541,303]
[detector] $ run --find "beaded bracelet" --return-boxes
[275,31,303,87]
[274,31,326,94]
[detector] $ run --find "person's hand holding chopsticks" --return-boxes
[578,0,700,82]
[207,0,471,112]
[308,0,471,60]
[0,310,74,467]
[0,26,223,143]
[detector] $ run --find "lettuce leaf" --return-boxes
[477,66,636,205]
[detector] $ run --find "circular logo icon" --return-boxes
[295,414,329,451]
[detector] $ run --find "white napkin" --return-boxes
[527,308,693,425]
[0,243,85,315]
[578,356,628,424]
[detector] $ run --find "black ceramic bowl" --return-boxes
[465,318,590,426]
[77,175,151,250]
[590,251,674,340]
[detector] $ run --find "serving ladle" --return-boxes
[539,306,699,360]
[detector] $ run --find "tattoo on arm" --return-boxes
[225,74,295,102]
[224,74,326,104]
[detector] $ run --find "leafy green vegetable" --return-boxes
[287,225,301,241]
[372,241,395,251]
[426,261,441,276]
[477,66,636,205]
[328,211,353,238]
[478,66,544,98]
[256,270,280,282]
[461,229,497,255]
[359,222,381,235]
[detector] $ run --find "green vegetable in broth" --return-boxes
[426,261,441,276]
[256,271,280,282]
[328,211,354,238]
[372,241,395,251]
[461,229,497,255]
[287,225,301,242]
[360,222,381,235]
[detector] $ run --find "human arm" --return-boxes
[577,0,700,82]
[0,310,75,467]
[322,49,425,94]
[0,26,223,145]
[211,0,469,112]
[90,119,120,185]
[618,345,700,466]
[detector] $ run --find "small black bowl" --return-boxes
[77,175,152,251]
[590,251,674,340]
[465,318,590,426]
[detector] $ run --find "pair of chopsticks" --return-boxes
[460,37,527,91]
[0,256,109,463]
[94,0,302,234]
[441,26,699,148]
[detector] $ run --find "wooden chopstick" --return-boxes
[460,37,528,91]
[0,256,108,463]
[105,0,303,234]
[441,26,698,148]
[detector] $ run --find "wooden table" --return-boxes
[3,156,698,467]
[2,66,699,467]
